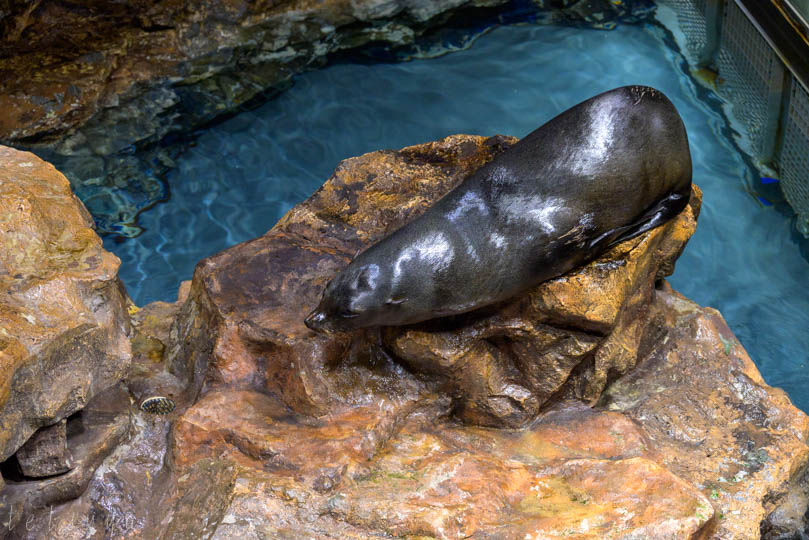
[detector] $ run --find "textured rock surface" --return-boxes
[0,0,656,235]
[174,134,700,428]
[0,383,131,536]
[156,135,809,538]
[14,419,74,478]
[600,285,809,539]
[0,145,131,463]
[0,0,516,234]
[4,136,809,538]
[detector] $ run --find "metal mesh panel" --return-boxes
[657,0,711,65]
[716,1,785,161]
[779,80,809,234]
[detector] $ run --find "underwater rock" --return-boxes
[0,0,519,235]
[0,146,131,465]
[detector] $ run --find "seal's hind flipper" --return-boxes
[592,190,690,249]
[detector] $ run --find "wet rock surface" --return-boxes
[600,285,809,539]
[159,135,809,538]
[0,0,522,235]
[2,136,808,538]
[176,134,701,428]
[0,0,656,235]
[0,146,131,464]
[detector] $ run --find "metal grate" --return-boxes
[779,80,809,234]
[716,1,785,162]
[657,0,712,65]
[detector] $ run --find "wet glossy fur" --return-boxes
[305,86,692,332]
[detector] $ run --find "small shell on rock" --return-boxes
[140,396,176,415]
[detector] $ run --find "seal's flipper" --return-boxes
[592,190,690,249]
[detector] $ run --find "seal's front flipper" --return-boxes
[592,190,690,249]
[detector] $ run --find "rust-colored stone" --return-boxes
[6,136,809,539]
[0,145,131,463]
[601,286,809,539]
[174,134,700,428]
[167,388,714,539]
[171,135,516,415]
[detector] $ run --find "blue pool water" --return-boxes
[105,21,809,411]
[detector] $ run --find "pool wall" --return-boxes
[659,0,809,236]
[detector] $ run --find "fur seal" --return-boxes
[305,85,692,333]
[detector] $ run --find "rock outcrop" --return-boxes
[162,135,808,538]
[173,134,700,428]
[0,146,131,462]
[0,145,132,534]
[3,136,808,538]
[0,0,521,235]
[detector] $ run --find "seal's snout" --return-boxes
[304,309,330,333]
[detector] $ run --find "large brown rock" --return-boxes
[601,286,809,539]
[169,134,519,414]
[8,136,809,539]
[168,391,714,539]
[159,134,807,538]
[173,134,700,428]
[0,145,131,464]
[159,290,809,539]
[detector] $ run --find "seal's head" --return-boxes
[305,261,409,333]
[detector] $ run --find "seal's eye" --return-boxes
[340,309,359,319]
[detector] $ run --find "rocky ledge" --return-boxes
[1,136,808,539]
[0,0,654,235]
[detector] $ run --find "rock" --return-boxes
[167,390,714,539]
[173,134,700,428]
[0,0,521,235]
[7,135,809,538]
[0,1,657,235]
[0,383,132,537]
[0,146,131,464]
[159,134,807,538]
[9,294,211,540]
[170,135,517,415]
[534,0,655,29]
[600,285,809,539]
[383,187,699,427]
[14,419,73,478]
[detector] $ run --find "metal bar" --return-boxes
[735,0,809,94]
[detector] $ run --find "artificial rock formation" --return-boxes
[0,0,519,235]
[174,133,700,428]
[3,136,809,538]
[0,0,656,235]
[0,146,131,464]
[151,134,807,538]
